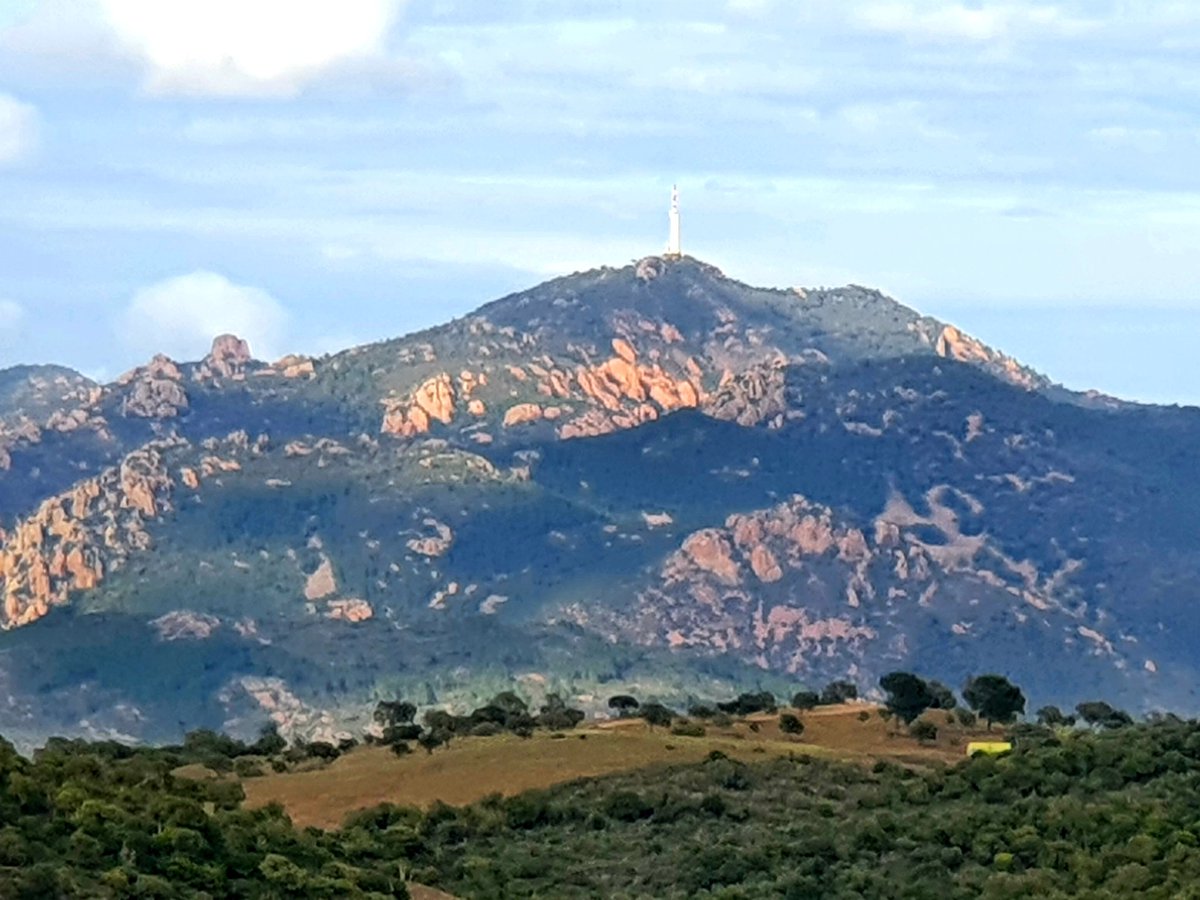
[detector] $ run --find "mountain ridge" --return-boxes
[0,255,1196,747]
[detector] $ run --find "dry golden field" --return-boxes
[240,704,986,830]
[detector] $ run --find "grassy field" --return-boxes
[241,704,987,830]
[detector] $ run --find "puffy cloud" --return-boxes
[119,272,288,362]
[97,0,404,96]
[0,93,37,164]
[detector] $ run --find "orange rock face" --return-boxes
[413,373,456,425]
[681,531,740,585]
[749,545,783,583]
[0,442,177,627]
[325,598,373,622]
[406,519,454,557]
[503,403,544,427]
[558,337,704,439]
[201,334,253,380]
[381,373,457,436]
[936,325,1040,390]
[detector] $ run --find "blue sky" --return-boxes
[0,0,1198,405]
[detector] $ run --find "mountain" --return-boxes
[0,256,1198,748]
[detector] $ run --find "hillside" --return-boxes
[0,256,1198,745]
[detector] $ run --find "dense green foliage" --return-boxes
[0,736,409,898]
[402,718,1200,898]
[10,685,1200,897]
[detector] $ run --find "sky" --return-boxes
[0,0,1198,405]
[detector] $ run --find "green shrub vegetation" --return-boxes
[0,734,410,898]
[9,677,1200,898]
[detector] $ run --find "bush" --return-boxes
[779,714,805,736]
[390,742,411,757]
[670,721,706,738]
[820,681,859,705]
[603,791,653,822]
[234,758,264,778]
[306,742,341,761]
[955,709,978,727]
[910,720,938,743]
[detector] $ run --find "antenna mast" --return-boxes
[665,185,681,258]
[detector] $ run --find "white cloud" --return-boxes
[119,272,288,362]
[0,93,37,164]
[97,0,403,96]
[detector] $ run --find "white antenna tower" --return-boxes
[665,185,681,258]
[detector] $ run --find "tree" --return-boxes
[963,675,1026,729]
[538,694,586,731]
[488,691,529,719]
[608,695,640,717]
[306,741,340,761]
[1036,705,1073,727]
[879,672,934,725]
[926,681,957,710]
[418,730,451,754]
[820,681,858,706]
[382,724,422,744]
[640,703,674,729]
[779,713,805,736]
[717,691,777,716]
[252,724,286,756]
[1076,701,1133,729]
[373,700,416,728]
[791,691,820,711]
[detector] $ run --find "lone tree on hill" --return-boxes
[820,680,858,706]
[879,672,934,725]
[639,702,674,729]
[608,695,640,717]
[963,674,1026,729]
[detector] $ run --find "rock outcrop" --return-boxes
[0,441,179,627]
[406,519,454,557]
[574,490,1104,679]
[198,334,253,381]
[704,358,790,427]
[119,355,189,418]
[935,325,1043,391]
[381,373,457,436]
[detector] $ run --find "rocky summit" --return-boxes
[0,256,1198,748]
